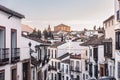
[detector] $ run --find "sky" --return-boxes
[0,0,114,31]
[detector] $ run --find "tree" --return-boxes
[43,29,48,39]
[37,30,41,39]
[51,33,54,40]
[29,28,37,38]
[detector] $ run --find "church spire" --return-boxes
[47,24,51,32]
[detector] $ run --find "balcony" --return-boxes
[31,56,39,66]
[48,65,57,71]
[11,48,20,63]
[0,48,9,65]
[75,67,81,73]
[70,66,81,73]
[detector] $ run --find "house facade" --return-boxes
[0,5,26,80]
[114,0,120,80]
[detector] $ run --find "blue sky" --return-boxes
[0,0,114,31]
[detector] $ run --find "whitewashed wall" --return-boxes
[0,10,22,80]
[114,0,120,80]
[0,9,41,80]
[20,36,41,60]
[58,41,83,57]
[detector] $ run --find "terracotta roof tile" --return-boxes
[81,35,105,46]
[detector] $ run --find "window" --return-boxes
[77,75,79,80]
[70,61,74,70]
[52,50,53,58]
[90,49,92,57]
[117,10,120,21]
[89,63,93,77]
[118,62,120,78]
[55,50,57,58]
[62,64,64,72]
[0,70,4,80]
[105,63,108,76]
[110,66,112,76]
[86,50,87,56]
[33,70,35,80]
[86,75,88,79]
[76,61,79,71]
[83,74,85,80]
[52,61,53,66]
[85,60,88,71]
[48,49,50,56]
[55,74,57,80]
[116,31,120,49]
[55,62,57,69]
[12,68,17,80]
[62,76,64,80]
[58,62,60,69]
[104,42,112,58]
[51,73,53,80]
[66,76,68,80]
[0,26,5,49]
[38,49,41,60]
[71,75,73,80]
[11,29,17,49]
[94,65,98,78]
[66,65,68,74]
[93,48,98,62]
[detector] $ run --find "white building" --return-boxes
[70,54,81,80]
[22,34,51,80]
[47,42,65,80]
[84,30,98,37]
[81,6,115,80]
[0,4,51,80]
[114,0,120,80]
[57,41,83,57]
[59,53,87,80]
[103,15,115,78]
[0,5,27,80]
[81,35,108,79]
[61,59,70,80]
[21,35,41,80]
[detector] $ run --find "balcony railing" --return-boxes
[70,66,81,73]
[75,67,79,71]
[11,48,20,63]
[48,65,57,71]
[0,48,9,64]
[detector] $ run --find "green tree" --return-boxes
[29,28,37,38]
[37,30,41,39]
[51,33,54,39]
[43,29,48,39]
